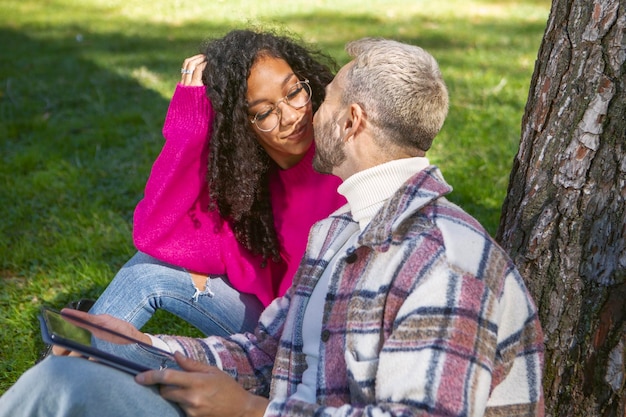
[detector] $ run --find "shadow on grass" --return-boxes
[0,26,188,388]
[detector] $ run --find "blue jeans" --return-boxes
[0,356,184,417]
[90,252,264,337]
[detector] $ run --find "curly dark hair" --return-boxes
[200,29,336,266]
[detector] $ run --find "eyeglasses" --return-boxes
[249,79,312,132]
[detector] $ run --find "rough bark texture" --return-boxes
[496,0,626,416]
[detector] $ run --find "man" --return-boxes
[0,38,544,417]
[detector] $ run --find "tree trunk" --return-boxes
[496,0,626,416]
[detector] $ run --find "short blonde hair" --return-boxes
[342,38,449,151]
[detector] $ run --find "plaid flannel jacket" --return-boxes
[160,166,545,417]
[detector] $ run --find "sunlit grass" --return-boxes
[0,0,551,392]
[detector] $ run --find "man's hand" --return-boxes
[51,345,84,356]
[59,308,151,345]
[136,352,269,417]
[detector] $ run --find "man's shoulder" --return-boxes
[417,197,516,283]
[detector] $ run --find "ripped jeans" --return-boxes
[89,252,264,337]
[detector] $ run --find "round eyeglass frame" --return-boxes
[249,79,312,132]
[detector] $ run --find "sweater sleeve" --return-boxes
[133,84,226,274]
[132,85,280,305]
[155,291,292,397]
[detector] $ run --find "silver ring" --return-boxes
[180,68,193,75]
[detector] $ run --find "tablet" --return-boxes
[38,306,175,375]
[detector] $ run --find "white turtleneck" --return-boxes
[338,157,431,229]
[291,156,430,403]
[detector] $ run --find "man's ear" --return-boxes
[343,103,365,142]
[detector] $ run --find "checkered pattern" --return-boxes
[159,166,544,417]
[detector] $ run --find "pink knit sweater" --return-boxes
[133,85,345,306]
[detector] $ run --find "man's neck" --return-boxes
[338,157,430,229]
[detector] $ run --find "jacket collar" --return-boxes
[355,166,452,250]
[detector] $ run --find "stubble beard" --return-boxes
[313,117,346,174]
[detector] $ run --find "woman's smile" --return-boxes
[247,55,314,168]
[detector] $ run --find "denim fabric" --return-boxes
[90,251,264,337]
[0,356,184,417]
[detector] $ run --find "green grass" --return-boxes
[0,0,551,393]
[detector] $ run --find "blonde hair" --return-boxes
[342,38,449,151]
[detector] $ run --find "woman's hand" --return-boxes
[136,352,269,417]
[180,54,207,87]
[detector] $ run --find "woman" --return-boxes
[89,29,346,336]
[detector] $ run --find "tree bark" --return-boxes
[496,0,626,416]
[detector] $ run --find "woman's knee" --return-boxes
[100,252,193,302]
